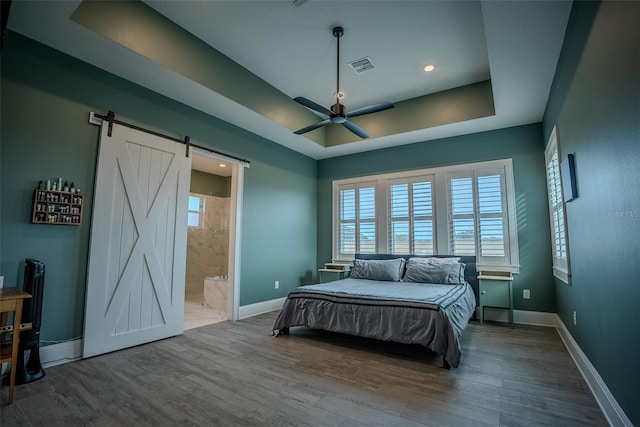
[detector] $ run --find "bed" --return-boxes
[272,254,477,369]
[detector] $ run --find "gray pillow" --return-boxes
[350,258,406,282]
[402,260,466,285]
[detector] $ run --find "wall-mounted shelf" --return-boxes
[31,190,83,225]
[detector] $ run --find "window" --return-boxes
[545,126,571,283]
[336,182,376,258]
[187,194,204,228]
[388,177,434,255]
[448,170,509,260]
[332,159,519,272]
[449,176,476,255]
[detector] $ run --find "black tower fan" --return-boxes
[15,258,46,384]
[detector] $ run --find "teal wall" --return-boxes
[543,1,640,424]
[0,32,317,343]
[190,170,231,197]
[4,3,638,421]
[318,124,556,313]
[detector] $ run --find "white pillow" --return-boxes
[408,257,461,264]
[350,258,406,282]
[403,260,466,285]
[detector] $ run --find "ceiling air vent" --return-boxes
[349,57,374,74]
[291,0,309,7]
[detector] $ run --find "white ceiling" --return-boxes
[191,153,232,177]
[7,0,573,160]
[147,0,491,111]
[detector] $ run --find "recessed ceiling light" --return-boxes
[219,164,226,167]
[423,64,435,72]
[335,91,345,99]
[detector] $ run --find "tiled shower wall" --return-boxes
[185,194,230,285]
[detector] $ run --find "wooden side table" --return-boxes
[318,268,350,283]
[318,262,351,284]
[0,287,32,404]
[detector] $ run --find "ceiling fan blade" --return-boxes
[293,97,333,117]
[346,101,394,118]
[342,120,370,139]
[294,119,332,135]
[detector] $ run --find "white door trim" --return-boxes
[191,148,247,321]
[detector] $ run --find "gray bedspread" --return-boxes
[272,278,476,368]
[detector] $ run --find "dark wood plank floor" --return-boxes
[1,312,608,426]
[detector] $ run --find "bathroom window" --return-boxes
[187,195,204,228]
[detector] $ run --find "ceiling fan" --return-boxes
[293,26,394,139]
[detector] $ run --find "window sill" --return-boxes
[476,263,520,275]
[552,266,571,284]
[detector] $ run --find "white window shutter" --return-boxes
[448,176,475,256]
[336,183,376,258]
[476,171,507,260]
[545,126,571,282]
[388,177,434,255]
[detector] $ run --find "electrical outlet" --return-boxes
[523,289,530,299]
[573,311,577,325]
[275,280,279,289]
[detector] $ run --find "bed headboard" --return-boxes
[355,254,479,306]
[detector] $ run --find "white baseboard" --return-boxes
[513,309,557,326]
[480,308,557,326]
[238,297,286,320]
[555,316,632,427]
[41,339,83,368]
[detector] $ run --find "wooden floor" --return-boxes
[1,312,607,426]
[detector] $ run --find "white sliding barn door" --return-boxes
[83,123,191,358]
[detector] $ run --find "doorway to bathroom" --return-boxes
[184,149,244,330]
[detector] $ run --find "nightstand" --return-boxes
[318,262,351,283]
[318,268,350,283]
[478,275,513,324]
